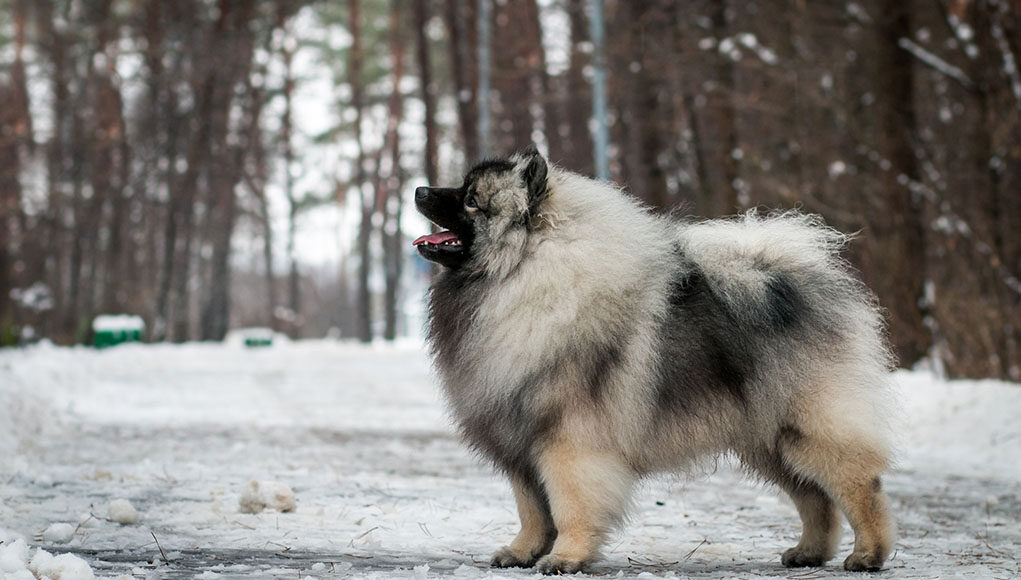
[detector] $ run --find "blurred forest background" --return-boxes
[0,0,1018,380]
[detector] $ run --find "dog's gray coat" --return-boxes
[414,146,896,574]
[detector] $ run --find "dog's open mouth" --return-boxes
[412,231,462,248]
[412,230,468,267]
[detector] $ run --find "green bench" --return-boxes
[93,315,145,348]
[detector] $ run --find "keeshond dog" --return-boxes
[413,145,895,575]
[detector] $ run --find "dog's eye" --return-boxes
[465,194,478,209]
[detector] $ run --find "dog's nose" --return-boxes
[415,186,430,201]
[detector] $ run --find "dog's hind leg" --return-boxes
[741,450,841,567]
[491,475,556,568]
[532,438,634,574]
[780,480,842,567]
[777,426,894,572]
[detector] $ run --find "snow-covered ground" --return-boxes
[1,341,1019,579]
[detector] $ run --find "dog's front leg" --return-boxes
[491,475,556,567]
[532,438,634,574]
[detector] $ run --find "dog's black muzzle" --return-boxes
[414,186,473,269]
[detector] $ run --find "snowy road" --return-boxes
[1,341,1019,579]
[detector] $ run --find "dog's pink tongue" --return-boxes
[412,231,459,246]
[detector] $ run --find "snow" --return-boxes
[0,341,1019,579]
[897,38,975,89]
[895,370,1021,480]
[28,549,96,580]
[41,523,75,544]
[1,530,94,580]
[988,1,1021,114]
[827,160,847,179]
[0,534,31,573]
[9,282,55,313]
[91,315,145,333]
[106,499,138,525]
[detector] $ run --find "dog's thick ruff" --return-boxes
[415,146,896,574]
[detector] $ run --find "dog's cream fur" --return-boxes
[419,149,897,574]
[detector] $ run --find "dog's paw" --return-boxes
[491,547,536,568]
[781,547,828,568]
[843,551,884,572]
[535,554,584,575]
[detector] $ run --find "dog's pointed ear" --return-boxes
[522,145,549,214]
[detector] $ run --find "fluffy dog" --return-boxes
[413,145,896,574]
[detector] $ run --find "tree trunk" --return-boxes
[281,13,301,337]
[858,0,930,366]
[200,0,257,342]
[491,0,541,153]
[350,0,374,343]
[148,0,184,341]
[563,0,595,176]
[443,0,480,163]
[415,0,439,185]
[383,0,407,341]
[36,0,74,342]
[246,13,277,332]
[703,0,740,215]
[0,0,32,343]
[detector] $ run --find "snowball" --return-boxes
[239,480,296,514]
[28,549,95,580]
[107,499,138,524]
[42,523,76,543]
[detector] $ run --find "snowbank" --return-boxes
[896,369,1021,480]
[0,343,62,456]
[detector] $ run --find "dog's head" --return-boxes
[413,144,550,273]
